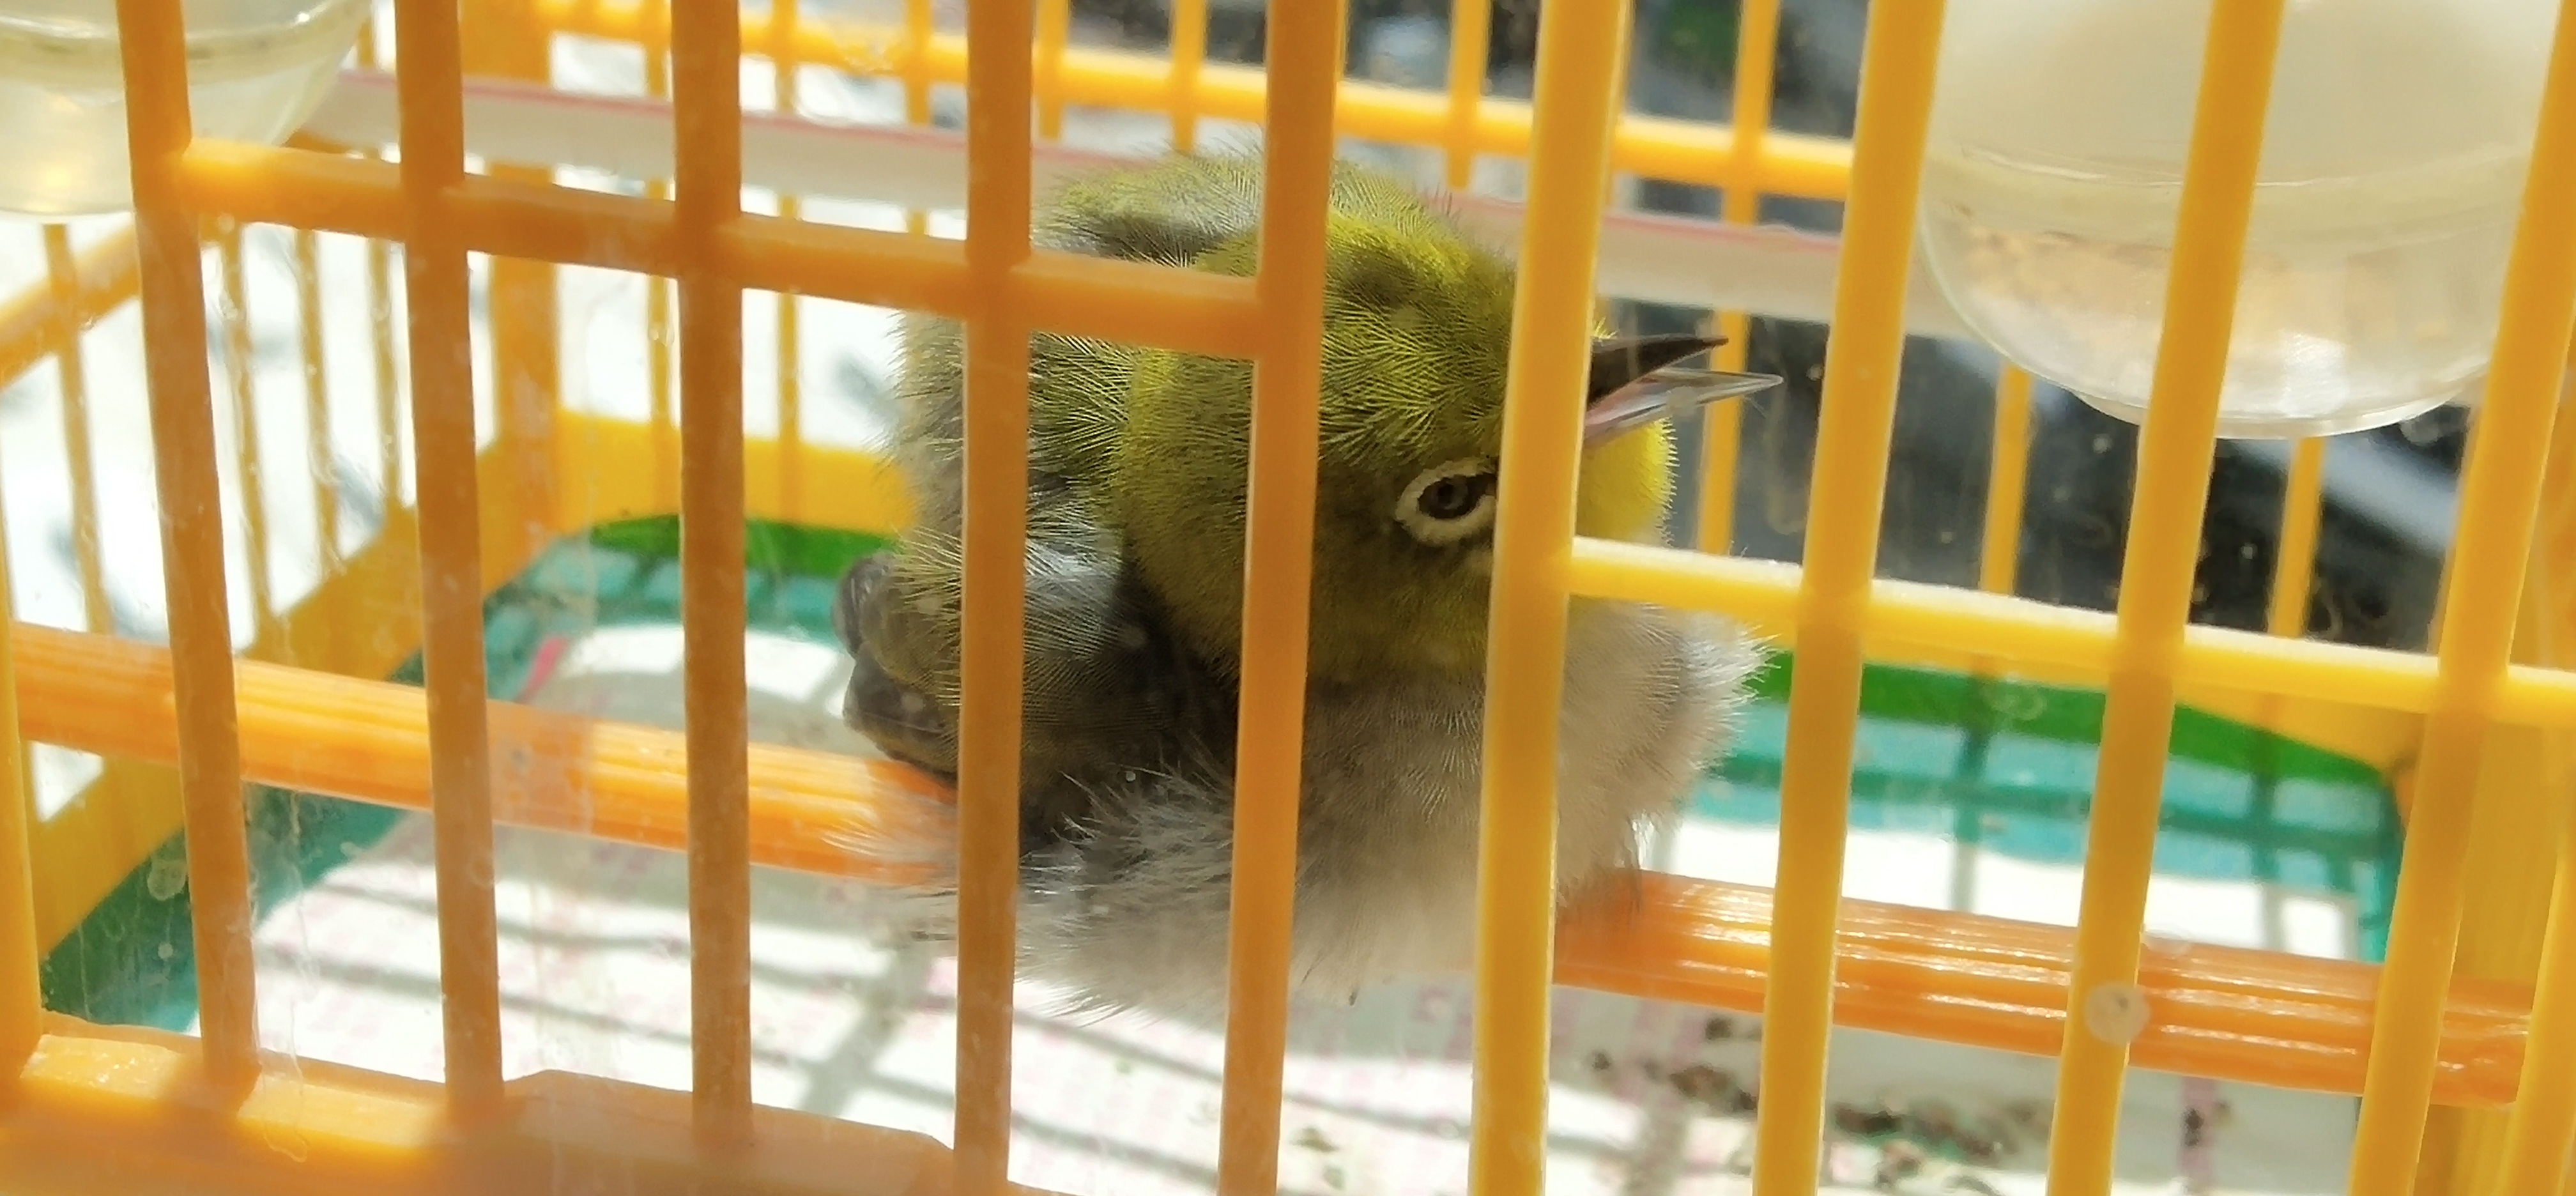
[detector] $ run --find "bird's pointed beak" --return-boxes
[1582,333,1782,449]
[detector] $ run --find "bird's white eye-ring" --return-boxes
[1395,458,1499,546]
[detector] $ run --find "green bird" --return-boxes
[832,153,1773,1017]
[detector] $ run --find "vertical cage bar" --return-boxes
[770,0,804,523]
[1692,322,1744,553]
[2044,5,2284,1194]
[359,10,401,522]
[1977,366,2032,595]
[0,488,36,1064]
[899,0,932,238]
[640,4,669,101]
[43,226,112,635]
[956,0,1035,1190]
[112,0,259,1087]
[1167,0,1207,153]
[671,0,752,1147]
[464,0,564,571]
[295,230,342,575]
[773,231,803,519]
[2267,438,2326,637]
[215,226,276,640]
[1440,0,1489,190]
[1695,0,1779,555]
[1468,6,1630,1196]
[369,237,404,509]
[1745,1,1945,1191]
[1034,0,1068,141]
[392,0,508,1116]
[2504,576,2576,1187]
[645,0,678,510]
[1725,0,1783,182]
[1213,3,1345,1193]
[902,0,932,129]
[2432,569,2572,1196]
[2492,346,2576,1195]
[2351,0,2576,1184]
[358,11,403,516]
[649,261,678,507]
[2426,444,2470,653]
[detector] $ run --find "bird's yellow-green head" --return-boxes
[1104,162,1769,684]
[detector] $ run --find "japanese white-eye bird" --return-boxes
[832,153,1774,1018]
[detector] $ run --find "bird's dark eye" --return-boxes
[1418,473,1491,521]
[1395,459,1501,546]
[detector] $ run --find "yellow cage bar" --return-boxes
[1752,0,1944,1188]
[0,0,2570,1195]
[392,0,510,1119]
[1213,8,1340,1196]
[2046,6,2284,1191]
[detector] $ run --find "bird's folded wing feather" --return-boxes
[836,153,1303,839]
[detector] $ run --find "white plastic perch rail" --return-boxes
[296,68,1982,342]
[294,69,2477,554]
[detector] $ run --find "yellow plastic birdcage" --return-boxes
[0,0,2573,1192]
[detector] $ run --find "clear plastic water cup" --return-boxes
[0,0,366,217]
[1918,0,2563,438]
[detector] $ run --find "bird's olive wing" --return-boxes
[836,509,1237,850]
[835,549,960,778]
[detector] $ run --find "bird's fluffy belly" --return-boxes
[1002,600,1761,1019]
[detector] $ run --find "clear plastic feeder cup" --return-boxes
[0,0,366,218]
[1917,0,2563,439]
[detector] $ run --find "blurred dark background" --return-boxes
[1055,0,2464,654]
